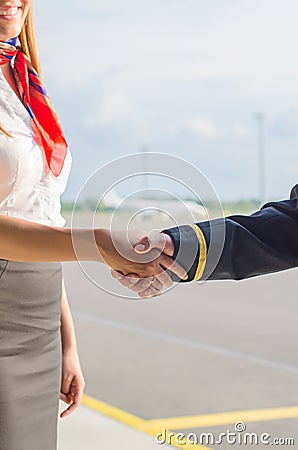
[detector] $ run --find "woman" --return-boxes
[0,2,186,449]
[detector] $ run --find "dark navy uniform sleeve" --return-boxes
[163,184,298,282]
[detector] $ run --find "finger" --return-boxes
[159,253,188,280]
[138,285,161,298]
[134,232,165,254]
[111,269,124,280]
[61,375,72,397]
[134,235,151,253]
[60,392,71,403]
[155,269,173,289]
[60,392,75,417]
[125,277,158,294]
[125,273,140,283]
[132,277,164,293]
[117,274,141,288]
[60,399,75,418]
[117,276,154,293]
[158,233,175,256]
[60,382,84,418]
[60,391,81,418]
[151,277,163,291]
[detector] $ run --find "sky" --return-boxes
[35,0,298,202]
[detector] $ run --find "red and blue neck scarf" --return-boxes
[0,38,67,177]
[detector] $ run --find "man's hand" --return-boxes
[134,231,175,257]
[110,231,184,297]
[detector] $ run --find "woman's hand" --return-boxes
[110,232,182,297]
[96,229,187,281]
[60,347,86,418]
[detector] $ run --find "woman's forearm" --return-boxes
[0,215,184,279]
[0,214,104,262]
[60,277,77,353]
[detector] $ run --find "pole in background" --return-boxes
[256,112,265,205]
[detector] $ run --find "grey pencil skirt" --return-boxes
[0,259,63,450]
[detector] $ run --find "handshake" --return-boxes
[95,228,192,298]
[77,184,298,290]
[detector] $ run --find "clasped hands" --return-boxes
[97,229,187,297]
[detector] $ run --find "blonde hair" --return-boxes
[0,5,41,137]
[19,6,41,76]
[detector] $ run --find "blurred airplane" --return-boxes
[101,189,206,223]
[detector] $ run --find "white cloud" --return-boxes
[84,94,133,127]
[183,118,228,138]
[183,118,250,139]
[232,123,250,138]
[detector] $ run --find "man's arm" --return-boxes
[112,184,298,296]
[163,184,298,281]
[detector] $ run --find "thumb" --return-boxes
[134,236,152,254]
[134,232,173,255]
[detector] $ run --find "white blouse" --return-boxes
[0,67,72,227]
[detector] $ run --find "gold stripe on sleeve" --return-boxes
[189,224,207,281]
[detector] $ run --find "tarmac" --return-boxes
[57,261,298,450]
[57,400,171,450]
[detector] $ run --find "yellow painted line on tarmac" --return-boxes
[145,405,298,431]
[82,394,210,450]
[82,394,145,430]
